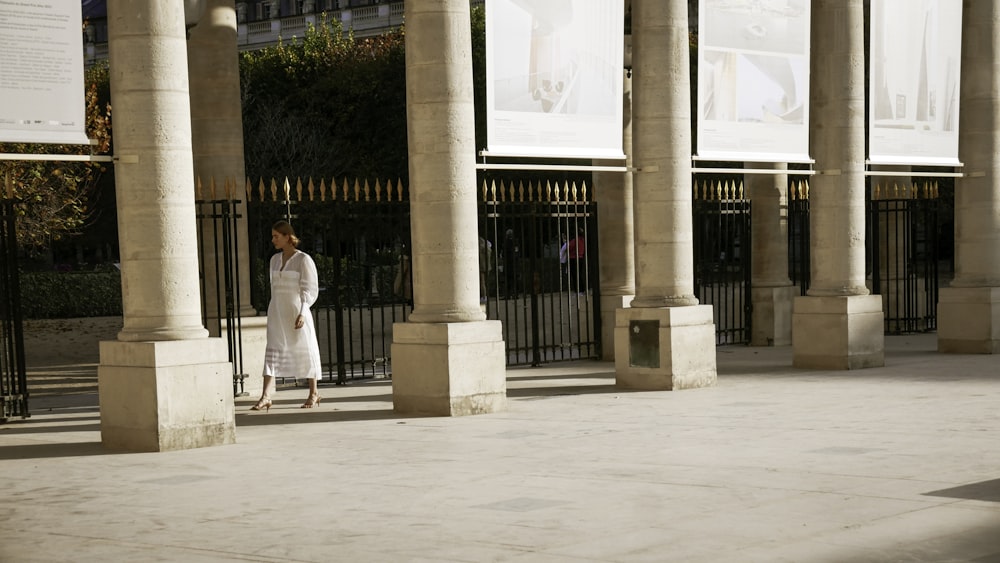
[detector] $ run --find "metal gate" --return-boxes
[247,178,411,383]
[196,181,249,396]
[788,179,810,295]
[0,183,27,421]
[479,178,600,366]
[693,179,752,345]
[869,182,941,333]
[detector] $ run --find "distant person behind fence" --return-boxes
[251,220,323,411]
[566,228,586,293]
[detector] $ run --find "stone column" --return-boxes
[938,0,1000,353]
[98,0,235,451]
[391,0,506,415]
[747,163,794,346]
[614,0,716,390]
[188,0,267,394]
[792,0,883,369]
[594,38,635,361]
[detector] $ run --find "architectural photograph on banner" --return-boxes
[696,0,810,163]
[869,0,962,166]
[0,0,89,145]
[485,0,624,160]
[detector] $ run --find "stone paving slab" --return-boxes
[2,334,1000,562]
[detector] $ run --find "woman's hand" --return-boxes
[294,314,304,329]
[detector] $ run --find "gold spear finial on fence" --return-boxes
[375,178,382,202]
[581,181,588,202]
[518,181,525,202]
[245,177,252,202]
[195,176,204,200]
[489,179,497,202]
[307,177,315,201]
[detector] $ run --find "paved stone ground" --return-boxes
[4,322,1000,562]
[20,317,120,408]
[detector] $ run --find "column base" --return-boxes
[614,305,717,390]
[391,320,507,416]
[937,287,1000,353]
[98,338,236,452]
[750,285,795,346]
[599,294,634,361]
[792,294,884,369]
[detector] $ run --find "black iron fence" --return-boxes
[247,177,411,383]
[0,186,27,422]
[195,179,249,396]
[693,178,752,345]
[868,182,942,334]
[479,178,600,365]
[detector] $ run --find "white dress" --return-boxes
[262,250,322,380]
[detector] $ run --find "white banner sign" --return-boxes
[697,0,811,163]
[869,0,962,166]
[485,0,624,160]
[0,0,89,145]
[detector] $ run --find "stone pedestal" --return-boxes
[614,306,717,390]
[751,286,795,346]
[600,294,633,360]
[938,287,1000,353]
[792,295,884,369]
[98,339,235,452]
[391,321,506,416]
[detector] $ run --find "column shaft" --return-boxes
[594,66,635,360]
[952,0,1000,288]
[630,0,697,307]
[188,0,256,325]
[748,163,792,288]
[404,0,483,324]
[807,0,868,296]
[108,0,208,341]
[747,163,794,346]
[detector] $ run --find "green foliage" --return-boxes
[240,17,408,181]
[471,5,487,151]
[0,64,113,253]
[20,270,122,319]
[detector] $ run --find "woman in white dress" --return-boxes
[251,221,323,411]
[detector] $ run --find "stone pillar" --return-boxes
[938,0,1000,353]
[614,0,716,390]
[188,0,267,394]
[594,38,635,361]
[99,0,235,451]
[391,0,506,415]
[747,163,794,346]
[792,0,883,369]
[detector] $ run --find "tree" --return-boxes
[0,63,112,254]
[239,17,408,181]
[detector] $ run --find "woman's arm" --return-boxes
[298,253,320,315]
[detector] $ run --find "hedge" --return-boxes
[20,270,123,319]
